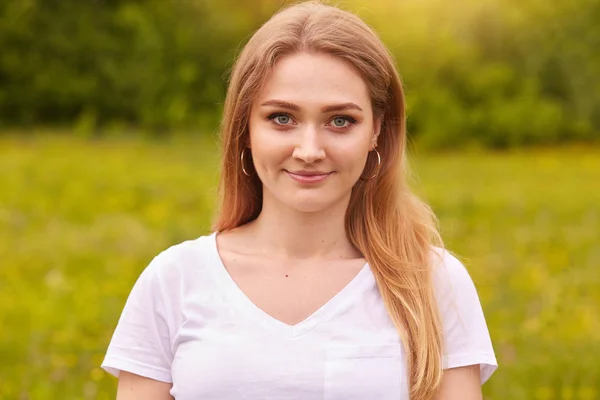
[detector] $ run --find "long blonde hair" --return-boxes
[213,2,445,398]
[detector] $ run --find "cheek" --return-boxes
[249,135,292,173]
[328,139,371,174]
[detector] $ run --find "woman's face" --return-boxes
[248,52,381,213]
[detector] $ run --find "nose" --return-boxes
[292,125,326,164]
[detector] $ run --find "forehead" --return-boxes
[255,52,371,109]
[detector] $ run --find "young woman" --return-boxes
[102,2,497,399]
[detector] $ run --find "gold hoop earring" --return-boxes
[360,149,381,180]
[241,149,251,177]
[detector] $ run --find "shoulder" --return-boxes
[428,245,486,322]
[153,233,214,266]
[429,245,477,296]
[141,233,217,288]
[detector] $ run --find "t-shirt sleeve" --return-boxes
[101,255,173,383]
[432,248,498,384]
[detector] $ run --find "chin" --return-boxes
[284,192,341,214]
[290,202,330,213]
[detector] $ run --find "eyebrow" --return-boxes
[260,100,363,113]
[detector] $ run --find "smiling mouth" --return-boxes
[285,170,333,184]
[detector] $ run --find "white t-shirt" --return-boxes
[102,232,497,399]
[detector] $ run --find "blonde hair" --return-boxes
[213,2,445,398]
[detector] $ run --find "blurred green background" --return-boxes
[0,0,598,399]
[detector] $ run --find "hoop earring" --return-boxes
[241,148,252,177]
[360,149,381,180]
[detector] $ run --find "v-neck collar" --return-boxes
[205,232,372,338]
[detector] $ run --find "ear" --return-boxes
[370,115,383,150]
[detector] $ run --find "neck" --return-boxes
[246,192,361,260]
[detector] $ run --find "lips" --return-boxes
[285,170,333,183]
[288,170,330,176]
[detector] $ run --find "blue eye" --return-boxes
[330,116,356,129]
[276,115,290,124]
[332,117,348,127]
[269,114,291,125]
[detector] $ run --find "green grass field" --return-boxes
[1,135,598,399]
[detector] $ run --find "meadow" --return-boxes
[0,134,598,399]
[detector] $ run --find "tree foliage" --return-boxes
[0,0,598,147]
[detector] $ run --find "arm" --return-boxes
[435,365,482,400]
[102,255,176,396]
[432,249,498,392]
[117,371,174,400]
